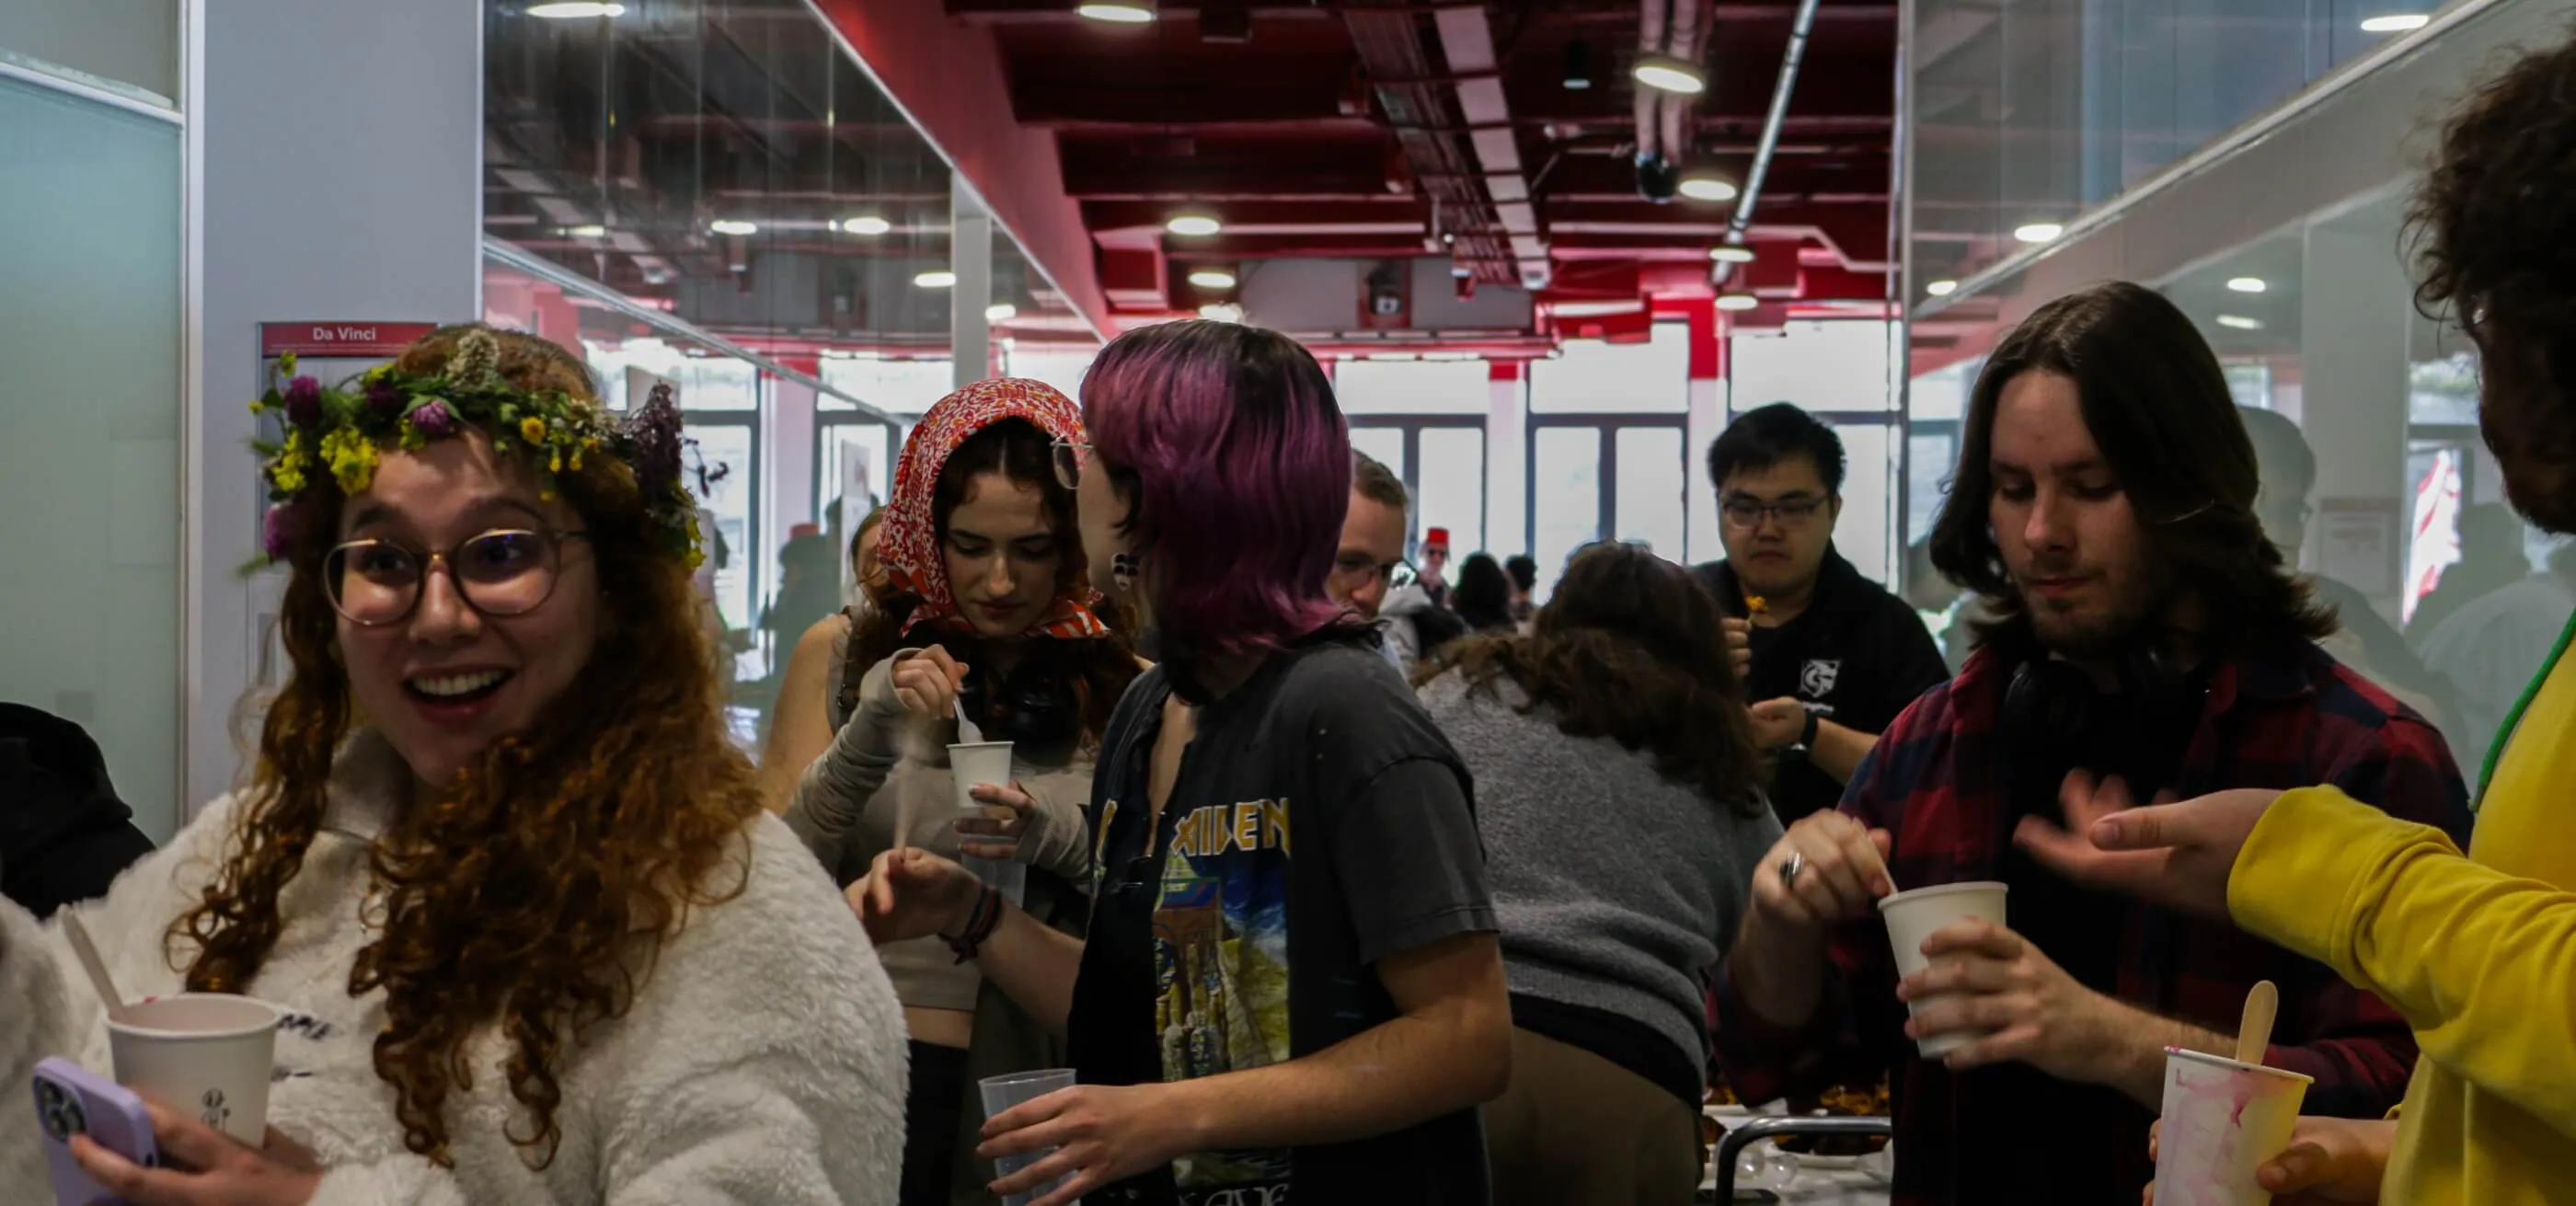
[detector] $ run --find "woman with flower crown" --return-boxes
[0,326,905,1204]
[780,376,1141,1206]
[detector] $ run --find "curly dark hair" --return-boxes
[169,326,759,1168]
[848,417,1142,747]
[1926,281,2333,660]
[1418,542,1764,813]
[2408,29,2576,534]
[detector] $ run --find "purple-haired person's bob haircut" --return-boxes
[1080,319,1354,657]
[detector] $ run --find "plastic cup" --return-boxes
[2150,1048,2313,1206]
[980,1069,1078,1206]
[106,993,281,1144]
[1876,880,2008,1058]
[949,741,1027,906]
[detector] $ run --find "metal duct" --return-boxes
[1722,0,1824,261]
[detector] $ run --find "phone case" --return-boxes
[31,1057,158,1206]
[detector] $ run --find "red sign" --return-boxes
[259,322,443,360]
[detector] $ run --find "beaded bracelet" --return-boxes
[945,887,1005,964]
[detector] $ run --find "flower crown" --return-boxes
[248,328,708,568]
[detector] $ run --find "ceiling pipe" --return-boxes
[1718,0,1823,275]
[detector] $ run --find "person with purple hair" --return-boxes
[851,319,1511,1206]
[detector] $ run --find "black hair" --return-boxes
[1707,402,1846,496]
[1503,554,1538,592]
[1452,554,1515,632]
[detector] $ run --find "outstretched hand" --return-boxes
[845,846,983,947]
[2014,771,2277,922]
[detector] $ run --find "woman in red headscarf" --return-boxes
[781,378,1142,1205]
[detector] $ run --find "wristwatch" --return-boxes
[1783,707,1820,761]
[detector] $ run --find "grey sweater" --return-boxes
[1419,669,1781,1084]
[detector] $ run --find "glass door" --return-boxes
[1527,415,1690,600]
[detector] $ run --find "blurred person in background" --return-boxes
[1338,452,1467,672]
[1417,541,1779,1206]
[1902,537,1972,672]
[853,320,1510,1206]
[1716,283,2463,1205]
[1504,554,1538,628]
[2031,44,2576,1200]
[760,507,889,812]
[764,530,844,672]
[1450,553,1518,636]
[2238,406,2464,741]
[1693,403,1949,823]
[780,380,1142,1206]
[2406,501,2528,644]
[1418,525,1455,608]
[0,327,903,1202]
[2420,538,2576,788]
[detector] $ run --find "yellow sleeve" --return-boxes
[2229,786,2576,1133]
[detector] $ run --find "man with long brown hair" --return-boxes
[1708,281,2470,1204]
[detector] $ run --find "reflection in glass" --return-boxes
[1532,428,1603,602]
[1418,428,1486,557]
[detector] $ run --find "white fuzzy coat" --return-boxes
[0,731,907,1204]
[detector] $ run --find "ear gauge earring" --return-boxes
[1111,552,1141,593]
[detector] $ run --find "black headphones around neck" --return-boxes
[1999,638,2196,752]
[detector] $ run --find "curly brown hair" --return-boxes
[167,326,760,1167]
[1417,541,1765,813]
[2408,30,2576,533]
[848,417,1141,747]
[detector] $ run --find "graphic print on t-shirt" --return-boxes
[1156,798,1295,1194]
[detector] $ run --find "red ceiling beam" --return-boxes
[806,0,1114,337]
[948,2,1896,23]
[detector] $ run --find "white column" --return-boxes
[951,174,993,390]
[2298,216,2412,617]
[1685,373,1726,567]
[188,0,482,814]
[771,373,820,534]
[1485,363,1527,557]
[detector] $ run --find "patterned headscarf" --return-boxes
[879,378,1110,640]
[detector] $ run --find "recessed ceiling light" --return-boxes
[1076,1,1156,22]
[528,2,625,17]
[1709,245,1756,264]
[837,215,891,235]
[2216,314,2263,330]
[1167,213,1221,236]
[1716,293,1759,312]
[1677,170,1740,203]
[2013,222,2064,244]
[915,270,957,289]
[2360,14,2430,33]
[984,304,1018,321]
[1926,279,1958,297]
[566,224,607,238]
[709,219,758,236]
[2226,276,2268,293]
[1187,269,1237,290]
[1632,53,1708,96]
[1198,303,1246,324]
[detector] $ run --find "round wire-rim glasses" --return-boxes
[1051,438,1093,491]
[322,529,591,627]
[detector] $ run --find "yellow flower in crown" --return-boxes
[270,430,310,495]
[520,416,547,444]
[318,427,380,496]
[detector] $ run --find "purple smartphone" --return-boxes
[31,1057,158,1206]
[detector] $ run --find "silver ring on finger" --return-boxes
[1779,851,1805,889]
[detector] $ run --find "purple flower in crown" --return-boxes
[282,376,323,429]
[408,397,457,437]
[364,380,406,419]
[261,501,302,561]
[624,382,686,500]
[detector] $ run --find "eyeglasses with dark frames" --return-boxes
[322,529,591,627]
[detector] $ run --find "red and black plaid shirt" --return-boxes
[1711,639,2469,1205]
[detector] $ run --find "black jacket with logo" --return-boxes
[1694,548,1952,823]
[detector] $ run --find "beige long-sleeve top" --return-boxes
[783,640,1094,1012]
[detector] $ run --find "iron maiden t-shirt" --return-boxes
[1066,634,1499,1206]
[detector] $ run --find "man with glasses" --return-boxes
[1693,403,1948,823]
[1337,453,1466,671]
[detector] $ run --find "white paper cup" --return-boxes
[2150,1048,2313,1206]
[107,993,281,1144]
[1876,880,2008,1058]
[980,1069,1078,1206]
[949,741,1027,906]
